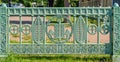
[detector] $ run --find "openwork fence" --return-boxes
[0,4,120,59]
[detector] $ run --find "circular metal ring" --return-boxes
[22,24,31,35]
[88,24,97,35]
[10,24,19,34]
[100,24,109,35]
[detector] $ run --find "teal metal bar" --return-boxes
[0,3,7,57]
[97,15,100,44]
[7,14,10,54]
[112,6,120,62]
[32,15,34,53]
[73,15,76,44]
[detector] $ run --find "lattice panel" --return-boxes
[113,9,120,55]
[8,7,111,15]
[10,44,111,54]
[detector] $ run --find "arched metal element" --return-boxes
[32,16,45,44]
[74,16,86,43]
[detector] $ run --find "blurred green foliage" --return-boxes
[0,54,112,62]
[1,0,80,7]
[54,0,64,7]
[2,0,48,7]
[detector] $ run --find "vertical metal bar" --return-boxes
[19,9,22,53]
[73,15,76,44]
[97,15,100,44]
[32,15,34,53]
[32,15,34,44]
[85,8,88,54]
[43,8,46,53]
[110,8,113,55]
[43,15,46,44]
[43,15,46,53]
[58,18,61,42]
[97,15,100,54]
[20,15,22,44]
[38,16,40,43]
[7,15,10,54]
[31,7,34,54]
[86,16,88,43]
[86,15,88,54]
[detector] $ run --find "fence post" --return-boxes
[113,5,120,62]
[0,3,7,57]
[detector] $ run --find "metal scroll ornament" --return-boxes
[10,24,19,34]
[46,16,72,43]
[22,24,31,35]
[100,24,109,35]
[88,24,97,35]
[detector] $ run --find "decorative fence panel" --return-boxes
[0,4,115,56]
[7,7,112,54]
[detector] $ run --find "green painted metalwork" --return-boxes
[0,3,115,55]
[10,24,19,34]
[113,7,120,55]
[0,4,7,56]
[112,6,120,62]
[32,16,45,44]
[7,7,112,54]
[46,15,72,43]
[74,16,86,43]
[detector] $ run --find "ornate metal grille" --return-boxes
[0,4,117,56]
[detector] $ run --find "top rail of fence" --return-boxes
[6,7,112,16]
